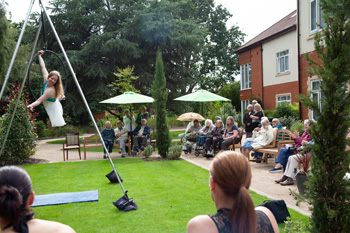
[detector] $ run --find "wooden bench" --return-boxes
[83,134,131,159]
[251,129,294,163]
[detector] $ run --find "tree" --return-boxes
[218,81,241,112]
[151,51,170,158]
[18,0,245,123]
[108,66,140,94]
[298,0,350,231]
[0,83,37,165]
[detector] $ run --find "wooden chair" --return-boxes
[63,133,81,161]
[228,127,244,151]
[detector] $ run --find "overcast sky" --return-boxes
[7,0,296,43]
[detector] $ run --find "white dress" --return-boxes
[42,82,66,127]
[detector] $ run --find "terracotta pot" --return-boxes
[295,172,308,195]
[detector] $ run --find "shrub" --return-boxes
[263,109,274,118]
[284,217,308,233]
[290,121,304,135]
[219,103,243,127]
[35,120,47,138]
[142,145,153,158]
[44,125,79,138]
[279,116,300,129]
[0,83,37,165]
[167,145,182,159]
[273,102,298,119]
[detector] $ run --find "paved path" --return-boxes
[32,134,311,216]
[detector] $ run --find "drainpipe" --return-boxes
[297,0,302,120]
[260,45,264,108]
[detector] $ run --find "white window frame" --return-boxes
[276,50,289,74]
[276,94,291,106]
[311,80,322,121]
[310,0,326,34]
[240,63,251,90]
[241,100,250,120]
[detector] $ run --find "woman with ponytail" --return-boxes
[187,151,279,233]
[0,166,75,233]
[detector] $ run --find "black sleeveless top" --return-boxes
[209,208,274,233]
[3,213,34,233]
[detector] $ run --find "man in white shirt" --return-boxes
[114,121,128,158]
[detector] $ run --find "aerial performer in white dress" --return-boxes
[27,50,66,127]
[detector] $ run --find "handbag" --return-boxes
[258,200,290,223]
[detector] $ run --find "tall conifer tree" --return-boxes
[151,51,170,158]
[299,0,350,231]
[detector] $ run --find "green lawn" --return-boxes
[22,159,308,232]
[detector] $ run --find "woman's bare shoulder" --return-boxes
[28,219,76,233]
[186,215,218,233]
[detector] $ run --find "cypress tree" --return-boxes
[299,0,350,231]
[151,51,171,158]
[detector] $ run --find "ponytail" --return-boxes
[230,186,257,233]
[0,186,22,225]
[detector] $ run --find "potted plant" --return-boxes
[295,151,312,194]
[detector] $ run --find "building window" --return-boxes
[311,80,322,121]
[276,50,289,74]
[241,99,250,120]
[310,0,326,33]
[276,95,291,105]
[240,63,251,90]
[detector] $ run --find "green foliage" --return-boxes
[279,116,300,130]
[219,103,242,127]
[0,83,37,165]
[35,120,47,138]
[297,1,350,231]
[263,109,275,118]
[250,96,263,108]
[43,125,80,138]
[167,116,186,128]
[108,66,140,94]
[166,145,182,160]
[284,217,308,233]
[273,102,298,119]
[151,51,171,158]
[218,81,241,112]
[20,0,244,121]
[290,121,304,135]
[142,145,153,158]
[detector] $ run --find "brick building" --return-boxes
[236,0,329,121]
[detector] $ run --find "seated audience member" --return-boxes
[269,119,312,173]
[244,104,254,138]
[115,121,129,158]
[133,119,151,151]
[102,121,116,159]
[276,140,314,185]
[182,120,202,150]
[253,118,283,160]
[221,116,239,150]
[250,103,264,129]
[205,120,225,156]
[241,119,274,159]
[186,151,279,233]
[0,166,76,233]
[213,116,221,124]
[198,119,214,148]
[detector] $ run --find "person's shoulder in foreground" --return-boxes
[186,215,217,233]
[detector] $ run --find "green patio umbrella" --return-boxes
[100,92,154,148]
[174,89,230,114]
[174,89,230,102]
[100,91,154,104]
